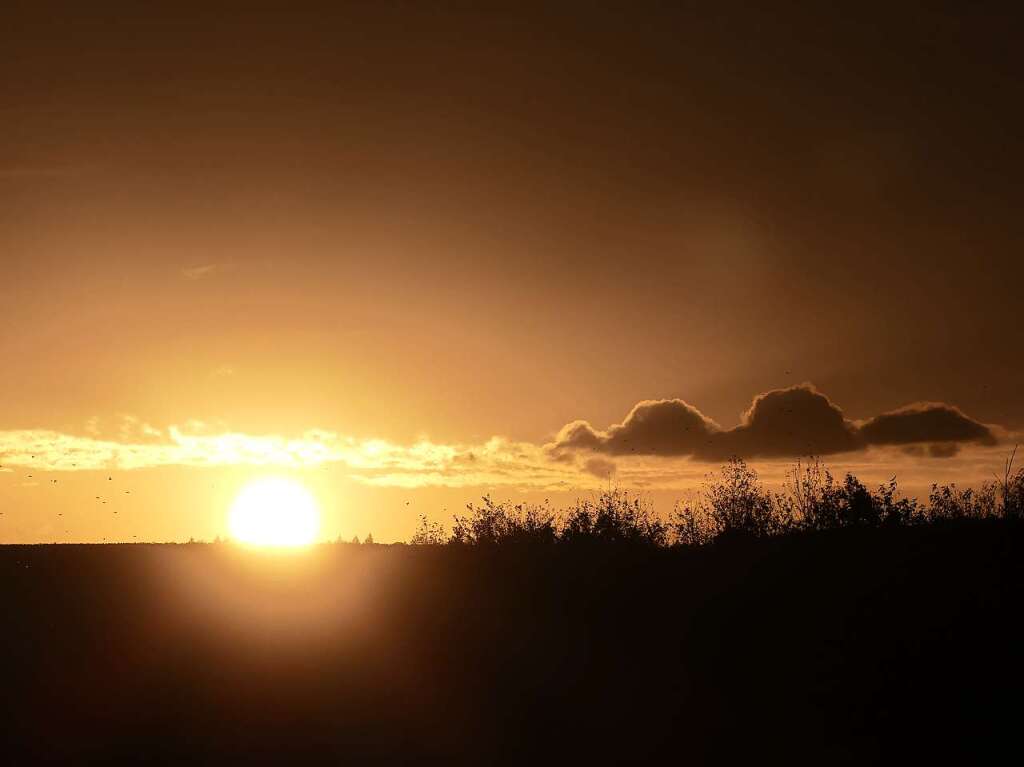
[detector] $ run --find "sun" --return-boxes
[228,477,321,547]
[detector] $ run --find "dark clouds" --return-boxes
[553,400,720,457]
[859,403,997,447]
[583,457,617,480]
[902,443,963,459]
[713,386,860,459]
[549,385,997,461]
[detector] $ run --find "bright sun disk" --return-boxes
[228,477,321,547]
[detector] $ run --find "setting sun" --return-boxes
[228,477,321,547]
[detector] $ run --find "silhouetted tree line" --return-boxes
[410,449,1023,547]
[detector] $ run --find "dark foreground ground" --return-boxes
[2,522,1022,764]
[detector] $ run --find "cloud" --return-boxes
[709,385,861,459]
[902,443,962,459]
[0,426,593,491]
[0,391,1007,493]
[181,263,231,281]
[583,457,617,480]
[858,402,996,447]
[928,443,962,458]
[551,399,720,457]
[548,384,997,461]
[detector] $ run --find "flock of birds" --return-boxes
[2,462,405,544]
[1,460,141,541]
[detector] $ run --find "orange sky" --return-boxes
[2,3,1021,542]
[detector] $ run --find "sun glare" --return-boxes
[228,477,321,547]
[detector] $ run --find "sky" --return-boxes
[2,2,1022,542]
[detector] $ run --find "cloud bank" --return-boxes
[858,402,997,447]
[0,385,1007,492]
[548,384,997,461]
[0,423,581,491]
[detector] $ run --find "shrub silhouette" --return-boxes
[780,458,843,531]
[777,459,924,531]
[444,491,665,546]
[926,446,1021,521]
[839,473,923,528]
[450,496,558,546]
[997,446,1023,518]
[672,458,790,544]
[559,489,668,546]
[1003,473,1024,518]
[927,482,997,521]
[407,449,1021,548]
[668,457,928,546]
[409,514,447,545]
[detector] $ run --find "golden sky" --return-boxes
[2,4,1021,542]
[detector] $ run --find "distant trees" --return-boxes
[407,448,1023,548]
[342,533,375,545]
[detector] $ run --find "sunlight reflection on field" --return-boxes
[148,544,396,654]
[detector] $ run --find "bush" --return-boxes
[409,515,447,546]
[450,496,558,546]
[1003,472,1024,519]
[780,459,923,530]
[780,459,844,532]
[867,475,925,527]
[925,447,1022,522]
[997,447,1023,519]
[406,451,1019,547]
[927,483,997,521]
[672,459,791,545]
[559,490,668,546]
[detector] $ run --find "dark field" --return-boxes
[2,524,1022,764]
